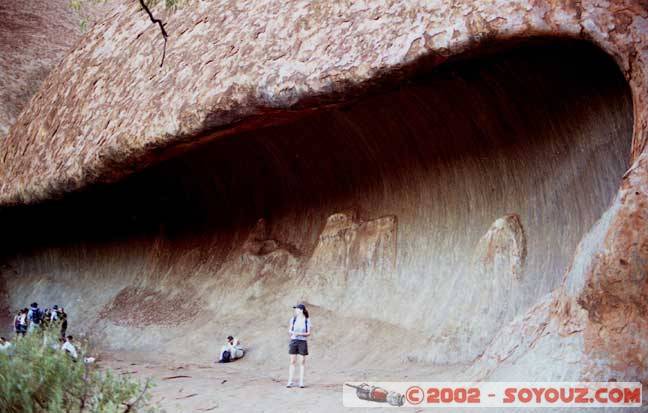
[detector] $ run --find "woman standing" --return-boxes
[14,309,27,337]
[287,303,311,388]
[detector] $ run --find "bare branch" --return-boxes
[123,378,151,413]
[138,0,168,67]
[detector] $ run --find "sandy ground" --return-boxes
[100,352,461,413]
[101,352,648,413]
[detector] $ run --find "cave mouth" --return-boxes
[0,38,633,364]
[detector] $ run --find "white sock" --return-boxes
[288,364,295,384]
[299,364,305,386]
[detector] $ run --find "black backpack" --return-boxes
[30,309,42,324]
[221,350,231,363]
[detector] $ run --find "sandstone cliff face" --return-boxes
[0,0,116,138]
[0,0,647,401]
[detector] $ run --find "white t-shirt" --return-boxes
[289,317,311,341]
[62,341,78,359]
[18,314,27,325]
[220,339,243,360]
[0,341,12,353]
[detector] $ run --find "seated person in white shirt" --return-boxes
[0,337,13,354]
[61,335,78,360]
[219,335,244,363]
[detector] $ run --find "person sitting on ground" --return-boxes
[27,303,43,333]
[0,337,13,354]
[218,335,244,363]
[61,335,78,360]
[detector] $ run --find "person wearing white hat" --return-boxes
[287,303,311,388]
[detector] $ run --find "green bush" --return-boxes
[0,329,157,413]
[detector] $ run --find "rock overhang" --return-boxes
[0,0,646,205]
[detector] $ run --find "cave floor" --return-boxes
[100,351,462,413]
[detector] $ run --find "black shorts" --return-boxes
[289,339,308,356]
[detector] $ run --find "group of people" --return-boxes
[0,333,79,361]
[13,302,68,337]
[7,301,313,385]
[2,301,80,361]
[218,303,312,389]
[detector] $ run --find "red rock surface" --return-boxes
[0,0,116,138]
[0,0,646,205]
